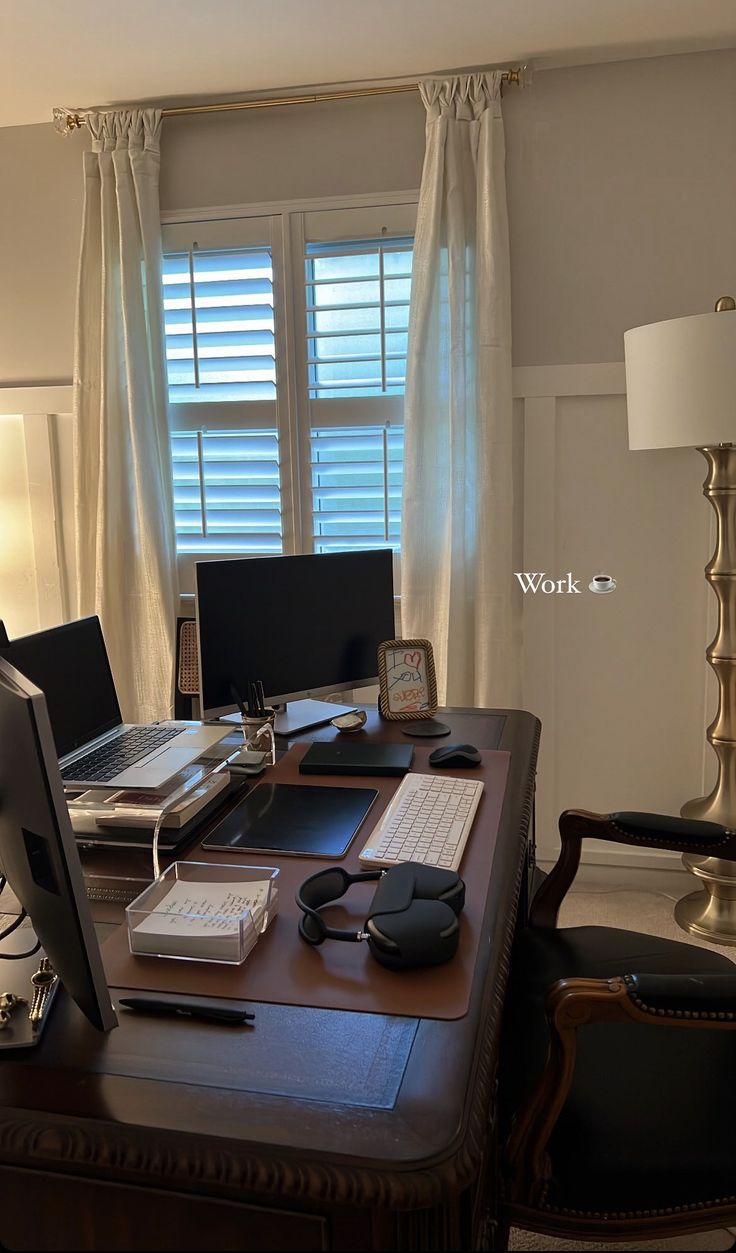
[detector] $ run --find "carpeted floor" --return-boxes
[508,885,736,1252]
[508,1229,733,1250]
[557,887,736,961]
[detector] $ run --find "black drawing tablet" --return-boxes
[201,783,378,858]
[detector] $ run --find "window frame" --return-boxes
[161,191,418,592]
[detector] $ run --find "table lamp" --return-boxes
[624,297,736,943]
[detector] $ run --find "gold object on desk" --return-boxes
[29,958,57,1027]
[331,710,367,733]
[0,992,26,1030]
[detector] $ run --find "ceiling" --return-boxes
[2,0,736,128]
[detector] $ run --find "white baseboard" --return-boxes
[540,841,689,873]
[582,845,687,871]
[538,857,697,898]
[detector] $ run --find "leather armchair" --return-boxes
[498,809,736,1248]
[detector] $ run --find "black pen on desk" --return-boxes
[119,996,255,1026]
[249,680,259,717]
[256,680,266,715]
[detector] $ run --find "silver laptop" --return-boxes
[0,617,228,790]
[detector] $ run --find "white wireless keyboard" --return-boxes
[358,772,484,872]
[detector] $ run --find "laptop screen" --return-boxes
[0,617,121,759]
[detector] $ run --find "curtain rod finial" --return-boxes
[52,108,85,136]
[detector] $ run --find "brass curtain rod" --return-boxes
[54,69,524,132]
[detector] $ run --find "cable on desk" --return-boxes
[0,908,42,960]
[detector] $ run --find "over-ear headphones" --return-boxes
[296,861,466,971]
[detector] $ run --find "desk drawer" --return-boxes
[1,1166,328,1251]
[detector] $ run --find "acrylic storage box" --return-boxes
[126,861,279,964]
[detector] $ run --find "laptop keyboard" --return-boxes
[60,726,181,784]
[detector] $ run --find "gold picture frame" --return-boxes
[377,639,438,721]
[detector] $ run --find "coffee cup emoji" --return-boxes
[589,573,616,594]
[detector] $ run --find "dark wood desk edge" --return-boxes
[396,710,540,1187]
[0,709,540,1213]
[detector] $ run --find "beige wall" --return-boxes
[0,123,87,385]
[160,90,425,210]
[1,47,735,384]
[505,49,736,364]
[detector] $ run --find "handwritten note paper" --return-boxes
[131,879,272,961]
[384,646,431,714]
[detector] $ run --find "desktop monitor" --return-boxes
[0,657,118,1033]
[196,549,396,719]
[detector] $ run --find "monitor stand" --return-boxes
[274,699,357,737]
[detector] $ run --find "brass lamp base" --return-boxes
[674,856,736,947]
[676,443,736,944]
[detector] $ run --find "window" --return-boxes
[162,201,416,588]
[311,425,404,553]
[305,239,412,398]
[162,247,276,402]
[170,430,282,555]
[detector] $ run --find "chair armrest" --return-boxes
[529,809,736,928]
[624,972,736,1019]
[504,974,736,1204]
[609,811,731,846]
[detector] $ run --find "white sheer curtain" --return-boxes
[401,73,519,708]
[73,108,177,723]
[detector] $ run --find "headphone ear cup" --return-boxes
[368,899,460,970]
[410,864,466,914]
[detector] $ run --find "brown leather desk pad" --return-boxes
[102,744,510,1021]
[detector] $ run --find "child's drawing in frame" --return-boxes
[378,639,438,720]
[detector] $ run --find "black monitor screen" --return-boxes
[0,657,117,1033]
[196,550,396,716]
[0,618,121,759]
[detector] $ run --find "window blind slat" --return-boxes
[171,429,283,556]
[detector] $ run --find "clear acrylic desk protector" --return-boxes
[151,721,251,880]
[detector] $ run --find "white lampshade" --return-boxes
[624,309,736,450]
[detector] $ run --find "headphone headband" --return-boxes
[296,865,383,944]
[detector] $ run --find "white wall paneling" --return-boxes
[0,386,73,640]
[21,413,68,626]
[518,365,713,872]
[0,414,37,638]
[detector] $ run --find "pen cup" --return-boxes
[242,708,277,765]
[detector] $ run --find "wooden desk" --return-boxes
[0,707,539,1253]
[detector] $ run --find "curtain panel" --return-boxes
[73,108,177,722]
[401,73,520,708]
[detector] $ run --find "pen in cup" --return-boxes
[230,682,248,722]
